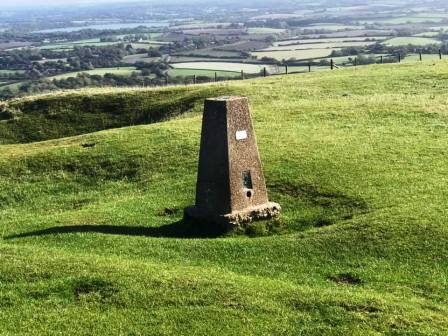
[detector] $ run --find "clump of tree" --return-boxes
[0,59,173,99]
[0,44,130,80]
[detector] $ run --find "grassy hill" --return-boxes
[1,62,448,335]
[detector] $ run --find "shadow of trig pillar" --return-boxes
[185,96,281,228]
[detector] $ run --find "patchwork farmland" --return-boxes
[2,0,448,98]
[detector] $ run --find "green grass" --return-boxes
[252,48,336,61]
[403,53,444,62]
[170,62,277,74]
[130,42,167,49]
[174,48,243,58]
[304,24,362,31]
[414,32,440,37]
[0,81,24,91]
[175,22,231,29]
[383,37,442,46]
[247,27,286,34]
[0,86,224,144]
[261,41,376,52]
[51,67,138,80]
[1,61,448,334]
[362,16,445,24]
[0,69,25,75]
[40,41,120,50]
[274,37,387,47]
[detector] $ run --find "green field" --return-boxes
[362,16,445,24]
[169,68,241,78]
[51,67,138,80]
[252,48,336,61]
[304,24,362,31]
[1,62,448,334]
[383,37,442,46]
[274,37,387,46]
[122,54,159,64]
[175,22,231,29]
[430,26,448,31]
[130,43,164,50]
[0,69,25,75]
[174,48,243,58]
[247,27,286,34]
[171,62,278,74]
[414,31,440,37]
[40,40,120,50]
[0,81,24,90]
[262,41,376,52]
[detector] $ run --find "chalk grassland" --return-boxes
[383,37,442,46]
[1,62,448,334]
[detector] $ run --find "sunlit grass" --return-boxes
[1,61,448,334]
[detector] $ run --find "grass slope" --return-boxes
[51,67,139,80]
[1,61,448,335]
[0,86,228,144]
[383,37,442,46]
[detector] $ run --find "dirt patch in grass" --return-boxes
[73,277,119,303]
[328,273,363,285]
[158,207,182,217]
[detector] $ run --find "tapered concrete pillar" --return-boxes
[185,96,280,228]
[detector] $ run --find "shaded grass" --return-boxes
[0,85,231,144]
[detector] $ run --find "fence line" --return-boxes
[158,51,445,88]
[0,52,445,92]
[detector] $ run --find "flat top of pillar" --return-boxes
[207,96,247,102]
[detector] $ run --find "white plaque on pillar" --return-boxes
[236,130,248,140]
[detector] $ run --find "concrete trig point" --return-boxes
[185,96,281,228]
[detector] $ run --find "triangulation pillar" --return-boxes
[185,96,281,228]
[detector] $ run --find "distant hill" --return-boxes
[1,62,448,335]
